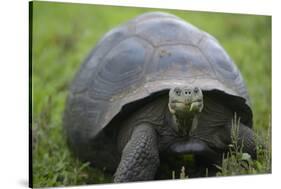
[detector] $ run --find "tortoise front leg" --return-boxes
[114,123,160,182]
[230,122,257,159]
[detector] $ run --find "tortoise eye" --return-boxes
[174,88,181,96]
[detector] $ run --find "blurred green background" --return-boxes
[31,1,271,187]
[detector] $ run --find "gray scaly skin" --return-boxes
[114,86,256,182]
[168,86,204,136]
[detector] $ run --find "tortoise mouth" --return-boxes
[171,98,202,105]
[169,98,203,114]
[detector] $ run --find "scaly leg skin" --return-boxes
[114,124,160,182]
[235,123,257,159]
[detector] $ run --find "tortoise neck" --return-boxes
[175,113,197,136]
[165,108,198,137]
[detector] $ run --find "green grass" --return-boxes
[31,1,271,187]
[173,115,271,179]
[216,114,271,177]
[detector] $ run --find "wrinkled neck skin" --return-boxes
[171,112,198,137]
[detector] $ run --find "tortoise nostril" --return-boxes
[184,89,192,96]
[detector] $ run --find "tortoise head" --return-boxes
[168,86,204,135]
[168,86,204,116]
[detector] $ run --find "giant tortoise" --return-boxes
[64,12,256,182]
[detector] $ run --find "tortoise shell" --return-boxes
[64,12,252,164]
